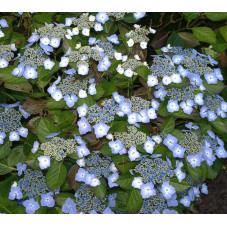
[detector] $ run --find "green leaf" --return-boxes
[203,80,224,95]
[100,143,114,156]
[160,118,175,133]
[210,118,227,134]
[103,20,114,33]
[126,189,143,214]
[109,121,127,133]
[37,60,60,88]
[0,66,27,84]
[178,32,200,47]
[112,155,138,174]
[33,12,56,24]
[192,27,217,44]
[122,13,138,23]
[0,197,25,214]
[116,172,134,189]
[55,193,76,207]
[220,26,227,42]
[46,98,66,110]
[207,159,222,180]
[7,145,26,166]
[36,118,60,143]
[46,161,67,190]
[167,31,185,47]
[0,139,12,159]
[170,178,191,193]
[0,162,15,175]
[183,12,199,23]
[136,65,151,80]
[4,82,33,93]
[93,178,107,199]
[205,12,227,21]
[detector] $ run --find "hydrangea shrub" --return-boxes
[0,12,227,214]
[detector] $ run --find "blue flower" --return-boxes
[202,147,216,166]
[77,117,92,135]
[88,83,97,95]
[147,75,158,87]
[64,94,78,108]
[163,134,178,151]
[172,55,184,64]
[127,112,139,125]
[107,34,119,44]
[216,146,227,158]
[18,127,28,138]
[23,198,40,214]
[45,132,60,139]
[138,109,150,123]
[9,131,20,142]
[172,144,185,158]
[40,43,53,55]
[108,193,117,207]
[200,106,208,118]
[62,198,77,214]
[0,132,6,144]
[204,73,217,85]
[108,173,119,188]
[75,168,88,182]
[119,101,131,115]
[128,146,141,161]
[194,93,204,105]
[133,12,146,20]
[96,12,109,24]
[174,167,185,182]
[112,92,125,103]
[154,87,167,101]
[93,122,110,138]
[43,58,55,70]
[109,139,125,155]
[8,186,23,200]
[88,37,100,45]
[207,110,217,121]
[16,163,27,176]
[0,19,9,28]
[23,66,38,79]
[76,144,90,158]
[132,177,143,189]
[187,153,202,168]
[144,138,155,154]
[167,100,179,113]
[41,192,55,207]
[77,104,88,117]
[103,207,114,214]
[28,32,39,43]
[140,182,156,199]
[161,182,176,200]
[201,183,208,194]
[171,73,182,84]
[180,196,191,207]
[12,63,24,77]
[97,56,111,72]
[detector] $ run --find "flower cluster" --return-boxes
[134,157,175,184]
[40,137,79,161]
[113,126,147,148]
[0,105,28,143]
[87,98,119,124]
[18,169,49,199]
[0,44,17,68]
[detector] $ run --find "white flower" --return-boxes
[78,89,87,98]
[114,52,122,60]
[132,177,143,189]
[40,37,50,46]
[52,90,63,101]
[134,55,141,60]
[43,59,55,70]
[59,57,69,67]
[117,65,124,74]
[162,75,172,85]
[149,27,156,34]
[82,28,90,36]
[38,156,50,169]
[89,15,96,22]
[72,27,79,35]
[124,68,134,78]
[140,41,147,49]
[75,43,81,49]
[127,38,134,47]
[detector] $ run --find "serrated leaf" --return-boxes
[0,139,12,159]
[93,178,107,199]
[126,189,143,214]
[170,178,190,193]
[160,118,175,133]
[0,162,15,175]
[220,26,227,42]
[192,27,217,44]
[116,172,134,189]
[178,32,200,47]
[183,12,199,23]
[0,66,27,84]
[46,161,67,190]
[205,12,227,21]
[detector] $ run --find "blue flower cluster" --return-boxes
[18,169,49,199]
